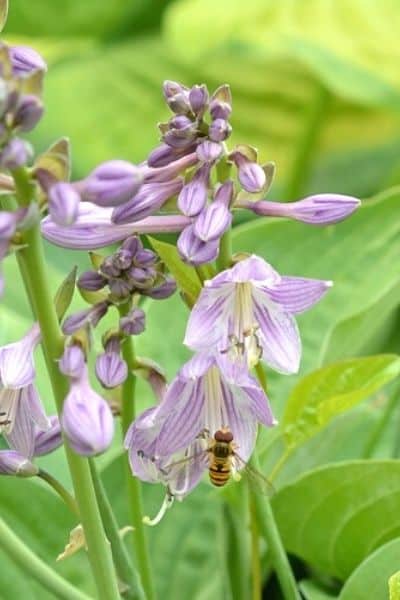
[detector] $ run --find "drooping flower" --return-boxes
[125,350,275,504]
[61,364,114,456]
[0,449,38,477]
[184,255,332,374]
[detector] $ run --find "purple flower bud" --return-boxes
[48,182,80,226]
[0,211,18,239]
[13,95,44,132]
[145,276,177,300]
[177,225,219,265]
[112,179,183,225]
[61,367,114,456]
[0,450,38,477]
[34,415,62,456]
[178,165,210,217]
[112,249,133,270]
[193,201,232,242]
[163,80,188,100]
[81,160,143,207]
[128,266,156,289]
[0,138,33,169]
[196,141,223,163]
[95,350,128,389]
[147,144,194,168]
[232,153,266,193]
[62,302,108,335]
[209,84,232,120]
[119,307,146,335]
[9,46,47,75]
[135,248,157,266]
[189,84,209,116]
[121,235,142,256]
[78,270,107,292]
[143,153,198,184]
[214,180,235,208]
[163,125,197,149]
[59,345,86,379]
[209,118,232,142]
[108,278,132,299]
[100,255,121,278]
[242,195,361,224]
[169,115,193,130]
[163,82,191,114]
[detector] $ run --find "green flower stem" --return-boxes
[12,167,120,600]
[216,228,232,272]
[0,517,93,600]
[89,459,145,600]
[222,495,250,600]
[282,84,331,202]
[250,495,262,600]
[118,303,156,600]
[250,453,300,600]
[37,469,79,516]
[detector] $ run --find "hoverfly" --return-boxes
[160,428,274,496]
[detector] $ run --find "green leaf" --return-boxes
[389,570,400,600]
[0,0,8,32]
[165,0,400,110]
[54,265,77,322]
[272,460,400,580]
[148,236,202,306]
[34,137,71,183]
[282,354,400,448]
[299,579,337,600]
[338,538,400,600]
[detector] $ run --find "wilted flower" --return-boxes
[184,255,332,374]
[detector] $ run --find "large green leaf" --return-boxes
[165,0,400,110]
[282,355,400,448]
[339,538,400,600]
[300,579,338,600]
[272,461,400,580]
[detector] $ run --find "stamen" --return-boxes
[142,492,174,526]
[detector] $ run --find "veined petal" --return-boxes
[264,276,332,314]
[218,379,257,462]
[184,284,234,350]
[0,388,19,434]
[23,384,50,431]
[179,351,215,380]
[3,390,35,458]
[252,291,301,374]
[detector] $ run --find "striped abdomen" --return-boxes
[208,441,233,487]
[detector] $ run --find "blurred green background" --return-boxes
[1,1,400,599]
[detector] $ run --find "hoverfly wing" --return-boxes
[233,453,275,497]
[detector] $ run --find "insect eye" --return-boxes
[214,429,234,442]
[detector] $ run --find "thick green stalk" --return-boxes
[0,517,93,600]
[118,304,156,600]
[38,469,79,516]
[251,453,300,600]
[13,168,120,600]
[89,459,145,600]
[282,84,330,202]
[250,495,262,600]
[222,496,250,600]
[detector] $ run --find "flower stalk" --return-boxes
[37,469,79,516]
[119,303,156,600]
[12,167,121,600]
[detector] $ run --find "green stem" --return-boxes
[250,495,262,600]
[37,469,79,516]
[89,459,145,600]
[0,517,93,600]
[269,448,292,483]
[222,496,250,600]
[118,304,156,600]
[216,228,232,272]
[250,453,300,600]
[282,84,330,201]
[12,168,120,600]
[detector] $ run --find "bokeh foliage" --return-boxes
[1,1,400,599]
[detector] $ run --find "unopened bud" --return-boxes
[78,270,107,292]
[81,160,143,207]
[0,138,33,169]
[119,307,146,335]
[13,94,43,132]
[34,415,62,456]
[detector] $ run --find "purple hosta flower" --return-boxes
[143,153,198,184]
[214,180,234,208]
[112,178,184,225]
[95,338,128,389]
[48,182,80,226]
[0,323,41,390]
[120,307,146,335]
[147,144,196,168]
[62,301,109,335]
[80,160,143,207]
[125,351,275,516]
[230,148,266,194]
[78,270,107,292]
[193,200,232,242]
[162,116,198,150]
[62,365,114,456]
[184,255,332,374]
[196,141,223,164]
[0,138,33,169]
[163,80,191,115]
[41,201,191,250]
[0,450,38,477]
[240,194,361,225]
[13,94,44,132]
[178,165,210,217]
[0,210,19,240]
[59,344,86,380]
[189,84,209,117]
[145,275,177,300]
[209,118,232,142]
[34,415,62,456]
[177,225,219,266]
[209,84,232,121]
[9,46,47,75]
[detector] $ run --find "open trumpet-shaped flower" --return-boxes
[125,350,275,504]
[184,255,332,374]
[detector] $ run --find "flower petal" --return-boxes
[184,284,234,350]
[264,276,332,314]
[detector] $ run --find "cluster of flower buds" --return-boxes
[77,235,176,303]
[0,44,46,170]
